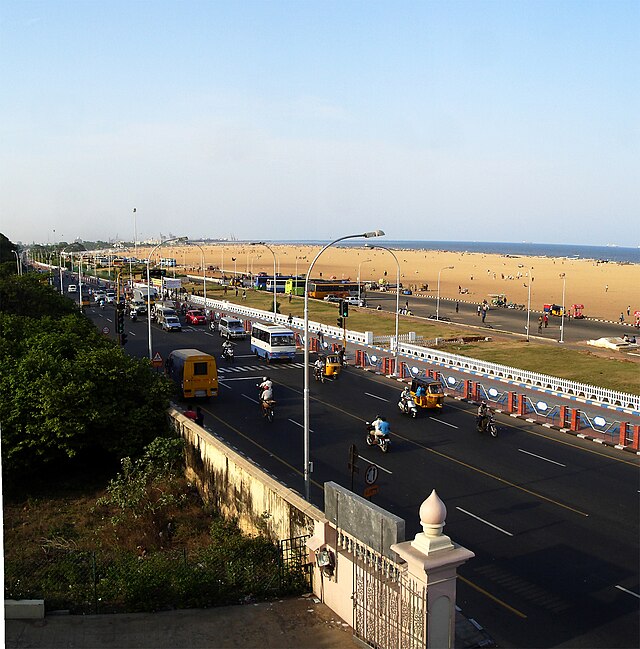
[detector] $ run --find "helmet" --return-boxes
[263,377,268,382]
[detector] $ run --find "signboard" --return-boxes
[102,326,110,335]
[365,464,378,485]
[363,485,379,499]
[152,351,163,368]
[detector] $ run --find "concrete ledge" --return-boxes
[5,599,45,619]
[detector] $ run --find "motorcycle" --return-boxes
[221,345,234,363]
[477,413,498,437]
[130,310,138,322]
[365,422,390,453]
[398,395,418,418]
[314,365,325,383]
[210,320,219,333]
[260,398,275,422]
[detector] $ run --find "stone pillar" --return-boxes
[391,490,474,649]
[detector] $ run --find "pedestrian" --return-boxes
[317,329,324,345]
[544,314,549,328]
[184,406,197,421]
[337,346,345,366]
[627,305,631,316]
[235,287,239,297]
[477,305,481,316]
[619,312,624,323]
[195,407,204,427]
[405,300,409,310]
[455,301,459,313]
[242,290,247,300]
[605,284,608,292]
[458,285,461,294]
[481,308,486,323]
[288,293,292,303]
[538,316,543,333]
[287,313,293,326]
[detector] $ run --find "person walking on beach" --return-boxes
[627,305,631,317]
[455,301,459,313]
[619,312,624,323]
[605,284,608,292]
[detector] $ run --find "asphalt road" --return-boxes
[68,279,639,649]
[364,290,632,345]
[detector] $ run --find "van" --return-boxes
[219,317,247,340]
[166,349,218,399]
[155,305,177,324]
[67,284,77,293]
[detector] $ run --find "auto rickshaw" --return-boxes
[321,353,342,379]
[410,377,445,409]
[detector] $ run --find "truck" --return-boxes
[133,285,158,305]
[166,349,218,400]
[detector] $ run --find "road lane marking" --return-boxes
[358,455,392,474]
[242,393,259,404]
[456,507,513,536]
[518,449,566,467]
[615,585,640,599]
[365,392,389,402]
[288,419,314,433]
[220,376,265,381]
[458,575,527,619]
[428,417,459,429]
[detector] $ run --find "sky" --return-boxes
[1,0,638,246]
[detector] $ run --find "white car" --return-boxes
[344,296,364,306]
[323,294,342,303]
[67,285,77,293]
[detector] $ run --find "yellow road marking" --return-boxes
[458,575,528,619]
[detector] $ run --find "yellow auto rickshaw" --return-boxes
[410,377,445,409]
[322,353,342,379]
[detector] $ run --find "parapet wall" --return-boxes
[169,408,323,541]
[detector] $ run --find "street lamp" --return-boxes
[251,242,277,318]
[58,245,73,294]
[436,266,454,321]
[559,273,566,344]
[147,236,188,360]
[357,258,372,304]
[190,243,207,304]
[11,250,21,276]
[303,229,385,501]
[367,244,400,376]
[525,267,533,342]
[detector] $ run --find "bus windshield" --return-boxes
[271,333,294,347]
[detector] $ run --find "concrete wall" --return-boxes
[171,409,323,542]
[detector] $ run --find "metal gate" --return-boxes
[279,534,313,592]
[352,546,426,649]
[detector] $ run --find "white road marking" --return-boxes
[518,449,566,467]
[365,392,389,402]
[456,507,514,537]
[358,455,393,474]
[222,376,265,382]
[428,417,459,429]
[242,393,260,404]
[288,419,314,433]
[615,585,640,599]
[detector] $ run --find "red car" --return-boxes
[185,309,207,325]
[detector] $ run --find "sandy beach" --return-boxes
[136,243,639,323]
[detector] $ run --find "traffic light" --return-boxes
[150,269,166,278]
[336,316,343,329]
[341,301,349,318]
[116,307,125,334]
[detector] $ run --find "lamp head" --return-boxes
[363,230,385,238]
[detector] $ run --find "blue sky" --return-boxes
[1,0,637,245]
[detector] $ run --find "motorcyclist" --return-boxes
[400,386,411,403]
[477,402,489,431]
[222,339,233,353]
[371,415,390,440]
[313,357,324,379]
[130,309,138,321]
[258,376,273,403]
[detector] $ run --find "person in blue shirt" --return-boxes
[415,384,426,398]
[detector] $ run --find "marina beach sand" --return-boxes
[139,243,639,323]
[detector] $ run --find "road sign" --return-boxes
[102,326,110,335]
[365,464,378,485]
[152,351,163,368]
[363,485,379,499]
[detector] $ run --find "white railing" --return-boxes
[190,295,639,410]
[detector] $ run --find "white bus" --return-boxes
[250,323,296,362]
[160,257,177,267]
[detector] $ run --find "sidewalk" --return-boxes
[5,595,495,648]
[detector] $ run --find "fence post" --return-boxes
[471,382,480,402]
[355,350,364,367]
[631,425,640,451]
[463,380,472,400]
[517,394,526,415]
[569,409,580,432]
[559,406,568,428]
[506,392,516,413]
[618,422,628,447]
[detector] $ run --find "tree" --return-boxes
[0,274,173,486]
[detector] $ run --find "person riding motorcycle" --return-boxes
[313,357,325,380]
[259,376,273,403]
[222,339,233,353]
[477,402,489,431]
[400,386,411,404]
[371,415,390,440]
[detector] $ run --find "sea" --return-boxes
[274,240,640,265]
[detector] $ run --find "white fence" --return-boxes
[191,296,639,411]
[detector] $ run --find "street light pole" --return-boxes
[559,273,566,344]
[525,267,533,342]
[367,245,400,376]
[357,258,372,304]
[147,236,188,361]
[190,243,207,304]
[436,266,454,321]
[304,230,385,501]
[11,250,20,276]
[251,242,277,318]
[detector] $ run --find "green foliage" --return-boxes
[0,274,174,485]
[94,437,186,524]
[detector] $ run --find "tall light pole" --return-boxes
[525,267,533,342]
[11,250,21,276]
[436,266,454,321]
[190,243,207,304]
[58,245,73,294]
[133,208,137,261]
[357,258,372,304]
[147,236,188,360]
[559,273,566,344]
[303,229,385,501]
[251,242,277,318]
[367,244,400,376]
